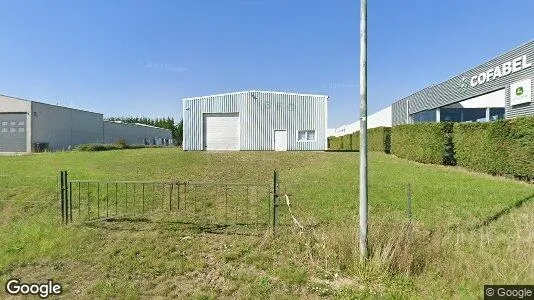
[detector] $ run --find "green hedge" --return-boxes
[328,136,343,150]
[342,134,353,150]
[391,122,454,165]
[454,117,534,180]
[351,132,360,150]
[327,127,391,152]
[75,143,151,152]
[330,116,534,181]
[369,127,391,153]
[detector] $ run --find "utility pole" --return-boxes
[359,0,368,261]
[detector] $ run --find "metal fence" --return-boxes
[59,171,286,231]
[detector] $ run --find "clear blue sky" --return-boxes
[0,0,532,128]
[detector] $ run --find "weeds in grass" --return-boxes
[293,219,435,279]
[1,150,533,298]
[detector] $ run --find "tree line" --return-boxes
[106,116,183,145]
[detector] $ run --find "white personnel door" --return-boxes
[203,113,240,151]
[274,130,288,151]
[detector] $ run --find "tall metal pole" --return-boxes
[359,0,368,260]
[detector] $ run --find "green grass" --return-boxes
[0,148,533,299]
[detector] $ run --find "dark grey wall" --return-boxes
[31,102,104,150]
[392,40,534,125]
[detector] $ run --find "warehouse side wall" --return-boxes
[103,121,172,145]
[31,102,103,151]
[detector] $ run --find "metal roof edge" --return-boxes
[104,120,171,130]
[0,93,103,115]
[392,39,534,105]
[183,90,329,100]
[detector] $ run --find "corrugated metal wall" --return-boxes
[103,121,172,145]
[392,40,534,125]
[31,102,104,150]
[183,91,328,151]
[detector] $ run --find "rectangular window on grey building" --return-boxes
[489,108,505,121]
[412,109,436,123]
[298,130,316,141]
[462,108,487,123]
[440,108,462,122]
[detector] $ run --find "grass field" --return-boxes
[0,148,533,299]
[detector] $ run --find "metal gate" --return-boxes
[59,171,287,232]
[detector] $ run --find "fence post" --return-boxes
[273,171,279,233]
[169,183,173,211]
[69,180,73,223]
[60,170,70,225]
[60,171,65,224]
[65,171,69,224]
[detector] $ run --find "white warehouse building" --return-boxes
[183,90,328,151]
[0,94,173,153]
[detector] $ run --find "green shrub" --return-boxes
[342,134,353,150]
[453,122,495,174]
[75,144,117,151]
[351,132,359,150]
[328,127,391,153]
[368,127,391,153]
[115,138,127,149]
[75,143,150,152]
[507,117,534,180]
[391,122,454,165]
[328,136,343,150]
[347,127,390,153]
[454,117,534,180]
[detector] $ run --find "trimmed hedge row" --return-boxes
[328,116,534,181]
[328,136,343,150]
[368,127,391,153]
[327,127,391,152]
[391,122,455,165]
[75,143,151,151]
[454,117,534,180]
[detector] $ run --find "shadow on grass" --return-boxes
[324,150,359,153]
[81,216,268,237]
[470,193,534,230]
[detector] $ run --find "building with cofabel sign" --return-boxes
[392,40,534,125]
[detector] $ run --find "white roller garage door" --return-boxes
[203,113,240,150]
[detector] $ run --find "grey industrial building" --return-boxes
[0,95,173,153]
[183,90,328,151]
[331,40,533,136]
[103,121,172,146]
[392,40,533,125]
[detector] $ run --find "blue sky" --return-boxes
[0,0,532,128]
